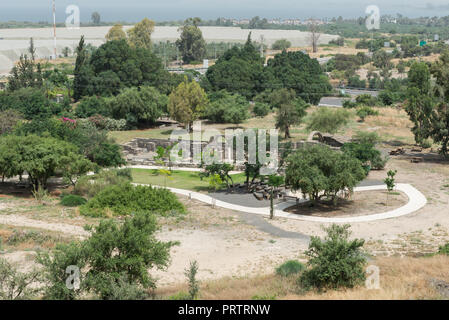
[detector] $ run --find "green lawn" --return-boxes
[131,168,247,192]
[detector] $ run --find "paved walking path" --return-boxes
[137,183,427,223]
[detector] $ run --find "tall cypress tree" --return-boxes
[73,36,89,101]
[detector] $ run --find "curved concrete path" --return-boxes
[136,183,427,223]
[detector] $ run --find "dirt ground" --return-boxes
[2,154,449,288]
[284,190,408,217]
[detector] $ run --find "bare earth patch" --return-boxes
[284,190,408,218]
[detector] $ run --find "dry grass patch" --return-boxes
[157,255,449,300]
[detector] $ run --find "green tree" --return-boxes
[372,50,393,69]
[36,242,86,300]
[285,144,365,204]
[7,54,42,91]
[299,224,366,290]
[405,62,434,145]
[82,211,174,299]
[271,39,291,51]
[429,51,449,156]
[205,34,264,99]
[0,109,22,135]
[37,212,174,300]
[73,36,90,101]
[200,163,234,191]
[105,24,127,41]
[306,107,351,134]
[341,141,385,173]
[109,86,167,128]
[127,18,155,50]
[168,79,208,130]
[274,90,309,138]
[88,39,167,96]
[264,51,332,104]
[91,12,101,25]
[176,18,206,64]
[205,91,249,124]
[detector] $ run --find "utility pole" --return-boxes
[52,0,57,59]
[260,35,265,59]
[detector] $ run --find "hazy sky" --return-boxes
[2,0,449,22]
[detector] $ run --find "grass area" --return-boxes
[157,255,449,300]
[109,128,179,144]
[110,106,416,151]
[131,168,247,192]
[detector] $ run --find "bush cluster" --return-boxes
[60,194,87,207]
[298,224,367,291]
[80,183,186,217]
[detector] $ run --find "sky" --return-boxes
[2,0,449,22]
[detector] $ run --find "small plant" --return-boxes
[275,260,305,277]
[420,139,432,149]
[60,195,87,207]
[168,291,191,300]
[384,169,397,192]
[32,183,49,203]
[0,258,41,300]
[356,106,379,122]
[438,242,449,255]
[384,169,397,205]
[185,260,199,300]
[342,99,357,109]
[208,174,223,191]
[298,224,366,291]
[253,102,270,117]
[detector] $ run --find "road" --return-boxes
[318,88,379,107]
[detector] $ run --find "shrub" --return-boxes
[80,183,186,217]
[298,224,366,291]
[342,100,358,109]
[306,108,351,134]
[37,211,173,300]
[169,292,191,300]
[73,169,132,198]
[75,96,110,118]
[355,94,378,107]
[0,258,41,300]
[420,139,432,149]
[341,142,384,172]
[205,91,249,124]
[60,194,87,207]
[80,115,127,131]
[438,242,449,255]
[356,106,379,122]
[271,39,291,50]
[253,102,270,117]
[352,131,380,145]
[185,260,199,300]
[275,260,305,277]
